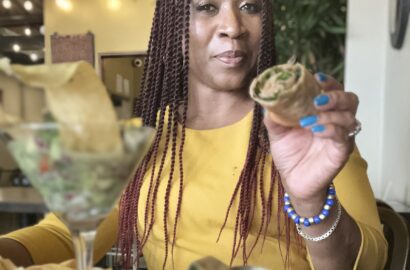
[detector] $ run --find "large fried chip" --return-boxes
[0,59,121,153]
[0,105,20,125]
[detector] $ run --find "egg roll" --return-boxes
[249,63,321,127]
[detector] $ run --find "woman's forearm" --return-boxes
[291,196,361,270]
[0,238,34,267]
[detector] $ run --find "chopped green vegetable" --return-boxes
[262,71,272,82]
[254,82,261,96]
[273,67,282,73]
[277,71,292,81]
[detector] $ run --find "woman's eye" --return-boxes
[240,3,261,14]
[196,4,217,13]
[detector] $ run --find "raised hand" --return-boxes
[263,73,360,213]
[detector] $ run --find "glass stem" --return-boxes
[71,230,97,270]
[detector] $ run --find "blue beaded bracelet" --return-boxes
[283,184,336,227]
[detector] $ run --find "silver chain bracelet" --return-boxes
[296,201,342,242]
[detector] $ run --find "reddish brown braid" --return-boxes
[258,0,293,266]
[119,0,291,269]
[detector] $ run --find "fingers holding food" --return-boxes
[299,111,357,133]
[313,91,359,115]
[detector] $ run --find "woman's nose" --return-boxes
[217,9,246,39]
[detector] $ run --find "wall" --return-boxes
[0,73,45,183]
[381,22,410,210]
[101,54,146,119]
[345,0,388,197]
[44,0,155,71]
[345,0,410,210]
[43,0,154,119]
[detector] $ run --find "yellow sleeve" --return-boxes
[1,207,119,265]
[334,146,388,269]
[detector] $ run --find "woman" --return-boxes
[0,0,387,269]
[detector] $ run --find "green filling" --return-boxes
[277,71,292,81]
[254,66,300,101]
[255,84,261,97]
[273,67,282,73]
[262,71,272,82]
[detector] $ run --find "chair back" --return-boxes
[377,200,410,270]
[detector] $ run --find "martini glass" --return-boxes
[0,121,155,270]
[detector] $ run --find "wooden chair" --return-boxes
[376,200,410,270]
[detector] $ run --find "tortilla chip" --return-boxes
[0,105,21,125]
[0,59,121,153]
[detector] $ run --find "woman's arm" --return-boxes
[0,207,119,266]
[293,146,387,269]
[0,238,33,267]
[261,72,386,269]
[291,191,361,269]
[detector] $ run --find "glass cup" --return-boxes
[0,121,155,270]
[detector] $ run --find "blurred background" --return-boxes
[0,0,44,65]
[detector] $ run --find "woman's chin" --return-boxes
[213,82,249,92]
[211,74,252,92]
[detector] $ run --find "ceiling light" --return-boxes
[24,27,32,36]
[2,0,12,9]
[108,0,121,10]
[56,0,73,11]
[12,44,21,52]
[24,1,33,11]
[30,53,38,62]
[39,25,45,35]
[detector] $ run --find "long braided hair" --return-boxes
[119,0,291,268]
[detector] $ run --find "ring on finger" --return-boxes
[348,120,362,138]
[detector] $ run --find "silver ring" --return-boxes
[348,120,362,138]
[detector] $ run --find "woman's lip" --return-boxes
[216,56,245,65]
[216,50,246,58]
[214,51,246,66]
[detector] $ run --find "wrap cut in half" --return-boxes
[249,63,322,127]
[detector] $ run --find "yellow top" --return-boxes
[3,111,387,269]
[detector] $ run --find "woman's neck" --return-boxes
[184,81,255,130]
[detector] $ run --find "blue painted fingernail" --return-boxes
[314,95,329,106]
[316,72,328,82]
[299,115,317,127]
[312,124,326,133]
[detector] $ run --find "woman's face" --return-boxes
[189,0,262,92]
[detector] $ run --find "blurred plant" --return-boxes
[273,0,347,81]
